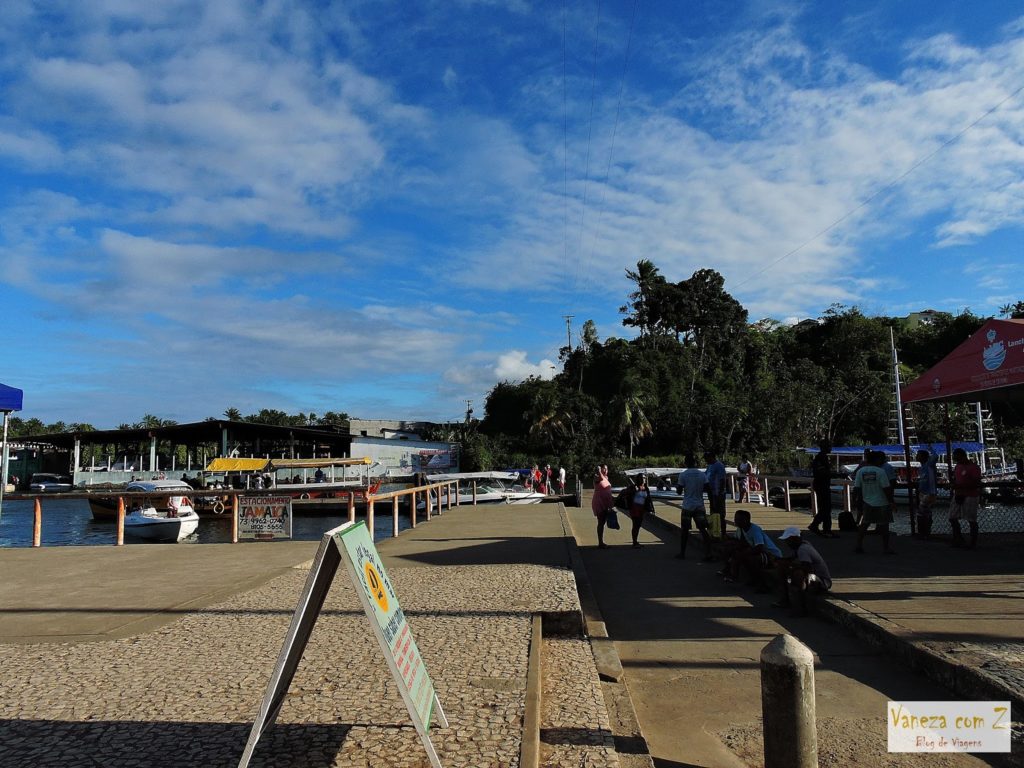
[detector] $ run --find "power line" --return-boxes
[734,79,1024,290]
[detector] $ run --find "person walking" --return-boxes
[736,455,754,503]
[591,465,615,549]
[914,448,938,539]
[704,450,727,540]
[854,451,896,554]
[676,454,713,560]
[557,465,566,495]
[624,473,655,548]
[949,447,982,549]
[808,440,839,537]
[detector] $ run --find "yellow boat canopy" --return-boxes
[204,457,371,472]
[271,457,371,469]
[204,458,271,473]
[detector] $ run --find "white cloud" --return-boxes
[494,350,558,381]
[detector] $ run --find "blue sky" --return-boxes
[2,1,1023,428]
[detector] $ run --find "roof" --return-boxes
[271,457,371,469]
[205,458,270,472]
[15,419,353,452]
[902,318,1024,404]
[803,442,984,456]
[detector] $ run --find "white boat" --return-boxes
[123,480,199,542]
[28,473,74,493]
[418,472,546,508]
[623,468,686,501]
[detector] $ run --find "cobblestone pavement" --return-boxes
[0,561,582,767]
[540,637,618,768]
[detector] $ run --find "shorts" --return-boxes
[917,493,936,517]
[862,503,891,525]
[950,495,979,522]
[681,507,707,528]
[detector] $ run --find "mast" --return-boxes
[890,327,906,446]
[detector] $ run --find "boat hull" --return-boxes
[124,513,199,542]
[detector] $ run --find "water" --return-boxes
[0,498,413,548]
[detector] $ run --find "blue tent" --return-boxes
[0,382,23,412]
[1,382,22,518]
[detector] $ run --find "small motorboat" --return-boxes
[417,472,546,508]
[123,482,200,542]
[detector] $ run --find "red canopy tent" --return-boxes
[902,318,1024,404]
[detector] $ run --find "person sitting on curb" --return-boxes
[773,526,833,616]
[719,509,781,591]
[675,454,713,560]
[853,450,896,555]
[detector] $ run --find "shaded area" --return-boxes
[0,719,355,768]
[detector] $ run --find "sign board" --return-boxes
[237,521,446,768]
[237,495,292,540]
[333,521,439,732]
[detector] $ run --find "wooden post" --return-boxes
[454,480,460,507]
[410,490,417,527]
[784,480,792,512]
[367,499,375,541]
[843,482,852,513]
[392,495,399,538]
[472,480,478,505]
[809,485,818,517]
[116,497,125,546]
[231,494,239,543]
[426,486,432,520]
[348,491,356,524]
[446,482,453,511]
[32,498,42,547]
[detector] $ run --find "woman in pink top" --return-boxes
[591,465,614,548]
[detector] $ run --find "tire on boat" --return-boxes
[299,492,310,500]
[212,500,225,515]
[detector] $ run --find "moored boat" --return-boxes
[418,471,546,508]
[122,481,199,542]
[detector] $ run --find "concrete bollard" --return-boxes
[760,634,817,768]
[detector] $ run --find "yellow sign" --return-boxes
[364,562,389,613]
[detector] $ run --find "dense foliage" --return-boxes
[476,263,1024,478]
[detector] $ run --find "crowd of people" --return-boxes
[588,444,988,617]
[521,464,567,495]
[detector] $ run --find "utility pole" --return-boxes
[562,314,575,351]
[464,399,473,423]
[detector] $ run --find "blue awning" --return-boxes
[803,442,984,456]
[0,383,22,412]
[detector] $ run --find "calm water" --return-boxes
[0,498,413,547]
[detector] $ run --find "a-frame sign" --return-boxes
[237,521,448,768]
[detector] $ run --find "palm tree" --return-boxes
[612,380,653,458]
[223,407,242,421]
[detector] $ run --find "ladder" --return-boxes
[972,403,1006,473]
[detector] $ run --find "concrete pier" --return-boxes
[2,494,1023,766]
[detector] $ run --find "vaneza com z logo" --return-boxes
[982,329,1006,371]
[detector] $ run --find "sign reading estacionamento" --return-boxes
[237,521,447,768]
[237,495,292,540]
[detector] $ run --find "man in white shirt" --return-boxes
[773,526,833,616]
[675,454,712,560]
